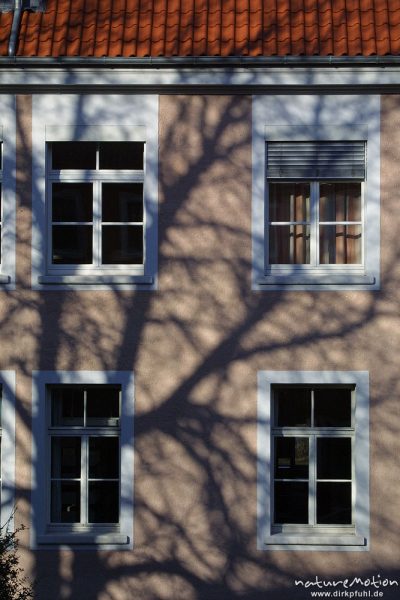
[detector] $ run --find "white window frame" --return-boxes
[0,371,16,530]
[31,95,158,290]
[257,371,370,551]
[0,96,17,288]
[252,95,380,291]
[45,139,147,276]
[31,371,135,549]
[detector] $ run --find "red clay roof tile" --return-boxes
[0,0,399,58]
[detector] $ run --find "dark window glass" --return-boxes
[86,387,120,427]
[88,481,119,523]
[274,388,311,427]
[51,388,84,426]
[99,142,144,170]
[317,437,352,480]
[89,437,119,479]
[51,481,81,523]
[317,482,352,524]
[51,437,81,478]
[52,225,92,264]
[102,225,143,264]
[314,388,352,427]
[102,183,143,222]
[52,142,97,170]
[274,437,309,479]
[274,481,308,524]
[52,183,93,222]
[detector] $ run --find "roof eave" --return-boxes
[1,55,400,68]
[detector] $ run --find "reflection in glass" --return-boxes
[317,482,352,524]
[52,142,96,170]
[319,183,361,222]
[102,183,143,222]
[51,481,80,523]
[89,481,119,523]
[102,225,143,264]
[274,481,308,524]
[319,225,362,264]
[274,388,311,427]
[270,225,310,264]
[314,388,352,427]
[275,437,309,479]
[51,387,84,426]
[317,437,352,480]
[269,183,310,222]
[89,437,119,479]
[52,225,92,264]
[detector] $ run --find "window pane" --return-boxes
[317,482,352,524]
[317,438,352,480]
[102,225,143,264]
[51,142,96,170]
[319,225,362,264]
[89,481,119,523]
[51,437,81,478]
[274,482,308,524]
[102,183,143,222]
[86,387,120,427]
[51,387,84,426]
[269,225,310,264]
[52,225,93,264]
[314,388,352,427]
[269,183,310,222]
[319,183,361,222]
[274,437,309,479]
[274,388,311,426]
[89,437,119,479]
[52,183,93,222]
[99,142,144,170]
[51,481,80,523]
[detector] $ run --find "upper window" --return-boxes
[32,371,134,548]
[47,142,145,271]
[267,141,365,271]
[32,95,158,289]
[252,95,380,290]
[257,371,369,551]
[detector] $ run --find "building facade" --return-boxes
[0,1,400,599]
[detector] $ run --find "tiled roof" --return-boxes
[1,0,400,58]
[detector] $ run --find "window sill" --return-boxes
[38,275,153,285]
[37,533,130,545]
[258,274,375,286]
[265,534,366,546]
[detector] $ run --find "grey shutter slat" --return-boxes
[267,141,365,180]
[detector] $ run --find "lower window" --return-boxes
[32,372,134,548]
[258,372,369,550]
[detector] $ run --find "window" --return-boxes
[46,141,148,280]
[252,96,380,290]
[32,95,158,289]
[268,144,364,268]
[0,372,16,530]
[258,371,369,550]
[32,372,134,547]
